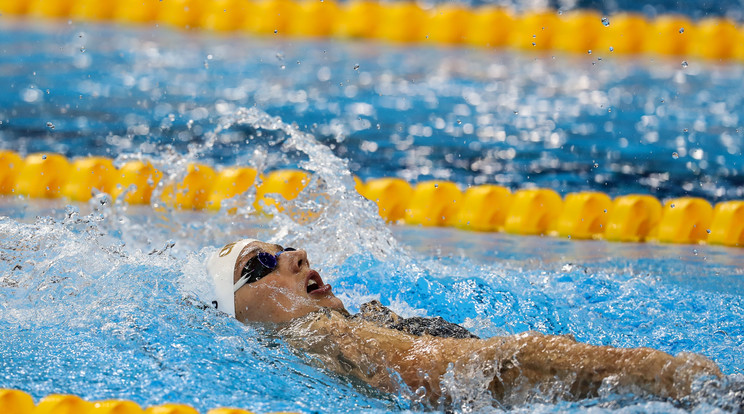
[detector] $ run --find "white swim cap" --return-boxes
[206,238,259,316]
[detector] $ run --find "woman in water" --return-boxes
[206,239,721,407]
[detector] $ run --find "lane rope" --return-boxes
[0,0,742,61]
[1,150,742,247]
[0,388,284,414]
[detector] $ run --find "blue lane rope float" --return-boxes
[1,151,742,247]
[1,0,744,61]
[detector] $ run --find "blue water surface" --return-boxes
[0,8,743,414]
[1,19,743,201]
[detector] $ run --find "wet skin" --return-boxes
[232,241,346,323]
[232,241,722,405]
[283,307,722,405]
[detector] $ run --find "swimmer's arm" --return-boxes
[481,332,722,400]
[288,313,721,401]
[285,310,483,399]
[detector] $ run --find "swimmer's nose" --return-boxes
[278,249,309,273]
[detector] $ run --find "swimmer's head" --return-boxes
[206,239,346,323]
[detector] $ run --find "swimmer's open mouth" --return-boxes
[306,270,331,296]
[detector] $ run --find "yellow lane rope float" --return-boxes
[1,0,743,61]
[1,150,742,247]
[0,388,295,414]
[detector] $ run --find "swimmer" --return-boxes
[206,239,722,407]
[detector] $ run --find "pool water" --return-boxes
[0,10,743,414]
[2,19,744,201]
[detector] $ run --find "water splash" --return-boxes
[210,106,402,266]
[1,19,743,414]
[0,203,402,413]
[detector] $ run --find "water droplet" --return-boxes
[456,119,462,125]
[601,17,610,27]
[681,61,688,68]
[280,65,286,70]
[672,152,679,159]
[706,229,711,234]
[670,204,676,208]
[353,64,360,70]
[46,122,55,129]
[273,29,278,34]
[587,49,592,54]
[609,46,614,52]
[434,184,439,188]
[79,46,85,53]
[593,162,599,168]
[679,27,685,33]
[415,386,426,397]
[531,42,536,46]
[41,154,47,160]
[603,209,607,213]
[276,52,284,61]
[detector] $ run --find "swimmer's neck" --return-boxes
[246,306,352,330]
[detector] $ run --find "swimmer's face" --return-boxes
[233,241,346,324]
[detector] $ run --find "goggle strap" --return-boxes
[233,275,250,293]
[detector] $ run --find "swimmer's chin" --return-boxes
[325,298,348,314]
[310,287,347,315]
[308,296,348,318]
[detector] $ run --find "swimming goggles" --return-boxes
[233,247,296,292]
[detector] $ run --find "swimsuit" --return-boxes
[351,300,478,339]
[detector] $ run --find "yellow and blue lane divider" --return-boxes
[1,150,743,247]
[0,388,295,414]
[1,0,743,61]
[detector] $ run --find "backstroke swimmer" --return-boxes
[206,239,722,407]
